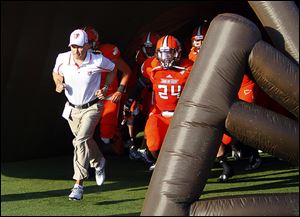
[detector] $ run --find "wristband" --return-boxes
[117,84,126,93]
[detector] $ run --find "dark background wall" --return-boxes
[1,1,262,162]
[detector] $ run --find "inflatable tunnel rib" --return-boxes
[249,40,299,118]
[248,1,299,63]
[189,193,299,216]
[225,101,299,165]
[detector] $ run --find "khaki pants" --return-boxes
[67,101,104,181]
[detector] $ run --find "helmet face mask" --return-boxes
[156,48,179,69]
[142,44,155,58]
[191,20,209,50]
[192,38,203,49]
[141,32,159,58]
[155,35,181,69]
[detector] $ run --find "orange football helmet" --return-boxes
[191,20,209,49]
[141,32,160,58]
[155,35,181,69]
[82,26,100,50]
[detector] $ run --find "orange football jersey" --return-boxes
[142,57,193,112]
[98,43,121,95]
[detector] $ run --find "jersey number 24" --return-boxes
[158,84,182,99]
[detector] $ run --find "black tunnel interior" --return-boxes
[1,1,281,162]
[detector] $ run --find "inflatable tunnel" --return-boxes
[141,1,299,216]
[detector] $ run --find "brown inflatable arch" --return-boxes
[141,1,299,216]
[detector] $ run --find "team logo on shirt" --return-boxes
[161,78,178,84]
[244,89,252,95]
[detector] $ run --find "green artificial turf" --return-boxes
[1,153,299,216]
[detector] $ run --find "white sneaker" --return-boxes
[69,185,84,200]
[95,158,106,186]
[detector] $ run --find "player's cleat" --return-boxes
[232,149,242,160]
[129,146,142,160]
[245,155,262,171]
[217,156,234,182]
[137,148,153,164]
[217,172,233,182]
[149,163,156,171]
[69,185,84,201]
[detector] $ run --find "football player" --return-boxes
[124,35,193,170]
[84,26,132,155]
[122,32,160,161]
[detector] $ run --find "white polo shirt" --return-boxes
[53,50,115,105]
